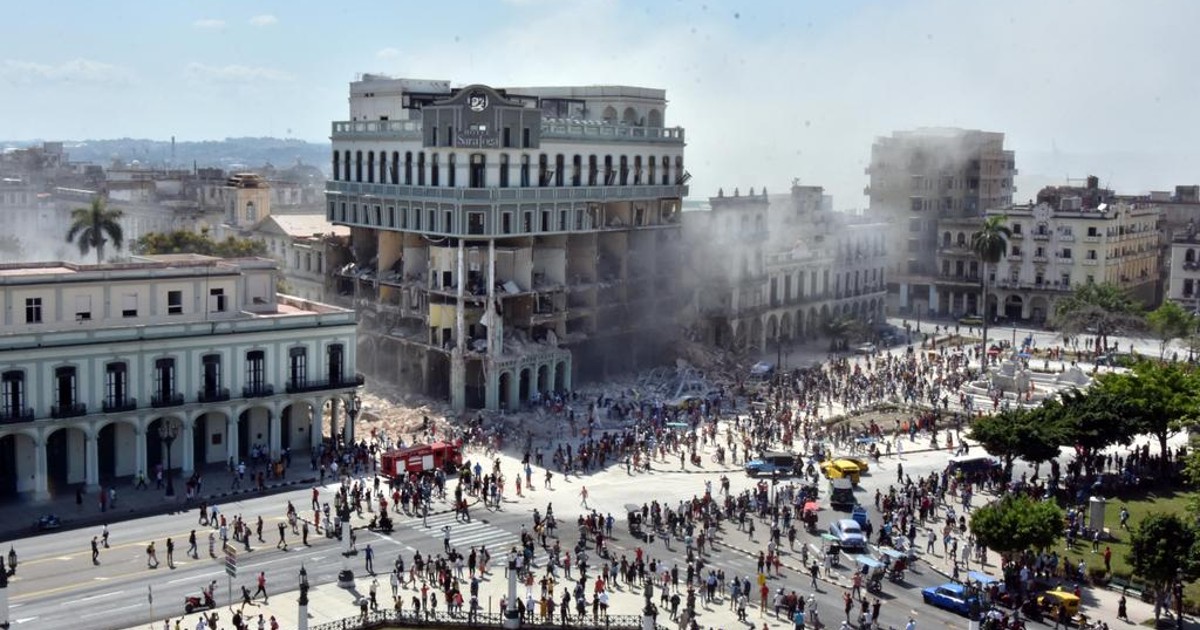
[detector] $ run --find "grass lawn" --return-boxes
[1059,487,1198,605]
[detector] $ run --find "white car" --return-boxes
[854,343,877,355]
[829,519,866,550]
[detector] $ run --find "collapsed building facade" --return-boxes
[327,76,689,410]
[684,183,889,354]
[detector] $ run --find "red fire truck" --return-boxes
[379,440,464,479]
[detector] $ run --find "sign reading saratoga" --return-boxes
[456,128,499,148]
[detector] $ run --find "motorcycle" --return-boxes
[184,590,216,614]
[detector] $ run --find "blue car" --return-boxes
[744,452,796,477]
[921,583,980,616]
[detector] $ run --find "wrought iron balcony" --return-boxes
[102,397,137,413]
[198,387,231,403]
[151,392,185,408]
[285,373,365,394]
[51,402,88,419]
[0,407,34,424]
[242,383,275,398]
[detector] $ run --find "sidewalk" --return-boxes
[0,463,319,544]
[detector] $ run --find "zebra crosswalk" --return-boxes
[398,511,527,556]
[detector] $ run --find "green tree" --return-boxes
[1091,361,1200,476]
[970,215,1011,360]
[969,406,1069,476]
[1147,301,1195,359]
[1127,512,1200,591]
[970,493,1064,556]
[1051,388,1139,460]
[821,315,863,352]
[1051,282,1144,355]
[134,229,267,258]
[65,197,124,263]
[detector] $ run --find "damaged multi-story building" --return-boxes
[326,76,689,410]
[684,182,889,355]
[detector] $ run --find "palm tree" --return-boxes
[1052,282,1144,355]
[970,215,1012,365]
[66,197,124,263]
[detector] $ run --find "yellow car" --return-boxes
[833,455,870,473]
[821,459,862,484]
[1037,589,1080,618]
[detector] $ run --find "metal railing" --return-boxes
[310,609,650,630]
[198,388,231,403]
[50,402,88,419]
[285,374,365,394]
[102,397,137,413]
[0,407,34,424]
[242,383,275,398]
[150,392,185,408]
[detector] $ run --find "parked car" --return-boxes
[946,454,1002,476]
[832,455,871,473]
[744,451,797,477]
[922,582,981,616]
[829,478,857,511]
[854,343,877,355]
[829,518,866,551]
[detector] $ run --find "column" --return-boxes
[547,363,556,394]
[309,400,323,450]
[343,409,354,446]
[268,409,281,460]
[450,239,467,410]
[33,437,49,501]
[508,370,520,408]
[226,416,239,466]
[329,398,340,445]
[134,427,147,480]
[487,240,497,356]
[485,371,500,411]
[181,421,195,474]
[84,434,100,493]
[562,360,573,392]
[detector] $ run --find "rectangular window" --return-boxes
[289,347,307,388]
[209,288,227,312]
[1012,223,1022,234]
[167,290,183,315]
[327,344,345,383]
[1,371,24,417]
[502,213,512,235]
[55,366,76,408]
[122,293,138,318]
[154,358,175,399]
[246,350,266,389]
[24,297,42,324]
[202,354,222,397]
[105,362,127,406]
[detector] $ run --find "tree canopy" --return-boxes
[1090,361,1200,475]
[1050,388,1139,459]
[1127,512,1200,588]
[970,494,1064,555]
[1050,282,1144,354]
[1147,301,1195,359]
[968,407,1068,475]
[134,229,268,259]
[66,197,124,263]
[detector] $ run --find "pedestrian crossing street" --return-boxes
[397,511,529,558]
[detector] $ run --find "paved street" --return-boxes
[0,322,1186,629]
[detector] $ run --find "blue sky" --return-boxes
[2,0,1199,207]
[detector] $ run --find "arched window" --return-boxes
[633,156,642,185]
[622,107,638,125]
[554,154,564,187]
[619,156,629,186]
[674,156,683,184]
[366,151,375,183]
[391,151,399,184]
[603,156,613,186]
[571,155,581,186]
[431,154,440,187]
[499,154,510,188]
[1188,248,1196,263]
[648,155,656,184]
[520,155,530,187]
[942,232,952,247]
[468,153,485,188]
[538,154,548,187]
[342,150,351,182]
[378,151,387,183]
[354,150,363,182]
[404,152,413,185]
[602,106,617,123]
[661,156,670,186]
[588,155,598,186]
[332,152,340,182]
[448,154,456,187]
[647,109,663,127]
[956,232,966,246]
[417,152,426,186]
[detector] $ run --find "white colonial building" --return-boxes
[0,255,360,500]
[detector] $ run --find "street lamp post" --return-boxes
[297,564,309,630]
[158,419,180,498]
[6,549,15,577]
[337,505,355,587]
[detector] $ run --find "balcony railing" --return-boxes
[1032,233,1051,240]
[286,374,366,394]
[51,402,88,419]
[102,397,138,413]
[0,407,34,424]
[243,383,275,398]
[198,387,231,403]
[150,392,185,408]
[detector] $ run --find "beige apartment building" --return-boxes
[326,76,688,411]
[865,128,1015,316]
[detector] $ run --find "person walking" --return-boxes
[146,541,160,569]
[91,537,100,565]
[365,544,375,574]
[166,537,175,568]
[102,524,110,548]
[580,486,589,509]
[188,530,198,559]
[276,522,288,550]
[302,521,309,546]
[252,571,268,603]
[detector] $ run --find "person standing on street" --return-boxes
[166,537,175,568]
[188,530,198,559]
[256,515,265,543]
[276,522,288,550]
[102,524,110,548]
[365,544,375,574]
[146,541,160,569]
[302,521,309,546]
[580,486,589,509]
[91,537,100,565]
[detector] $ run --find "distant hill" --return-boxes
[2,137,331,175]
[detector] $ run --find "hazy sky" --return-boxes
[2,0,1198,208]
